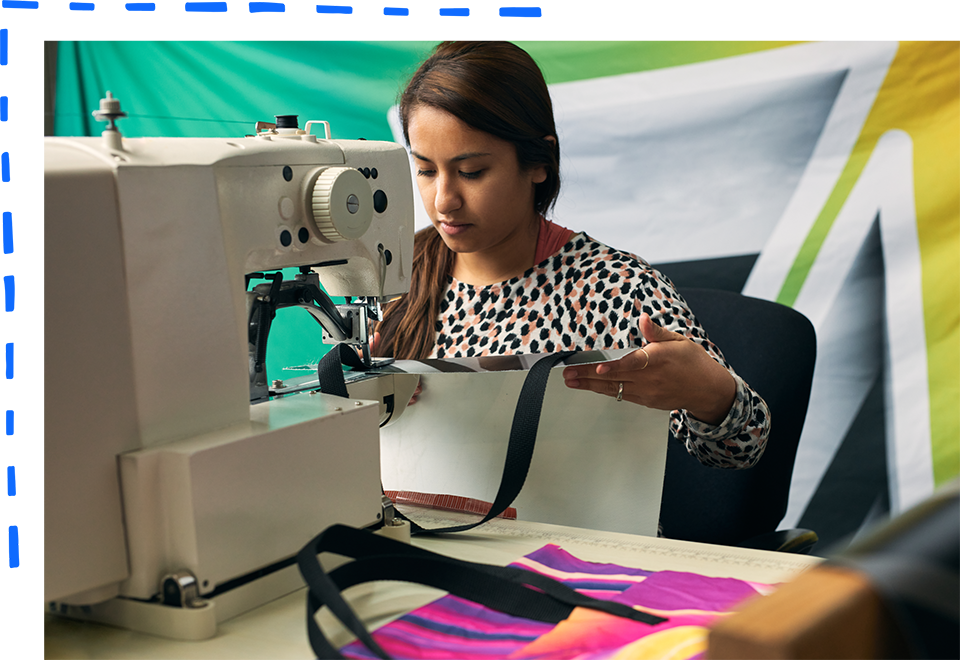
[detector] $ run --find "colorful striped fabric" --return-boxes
[340,544,772,659]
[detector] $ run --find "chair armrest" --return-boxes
[737,528,819,554]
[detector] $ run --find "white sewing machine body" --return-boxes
[44,112,415,637]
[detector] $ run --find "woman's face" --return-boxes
[407,105,546,258]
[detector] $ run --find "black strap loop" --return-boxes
[403,350,575,534]
[303,351,666,658]
[318,348,576,534]
[297,524,666,659]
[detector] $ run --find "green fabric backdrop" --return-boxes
[54,40,790,380]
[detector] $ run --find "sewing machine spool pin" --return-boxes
[252,116,331,143]
[92,91,127,151]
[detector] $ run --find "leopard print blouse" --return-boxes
[429,233,770,469]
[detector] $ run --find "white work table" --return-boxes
[45,509,821,659]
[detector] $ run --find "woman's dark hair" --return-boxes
[375,41,560,360]
[399,41,560,215]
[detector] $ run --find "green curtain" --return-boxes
[53,40,790,380]
[55,41,437,139]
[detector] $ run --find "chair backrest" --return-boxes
[658,288,817,546]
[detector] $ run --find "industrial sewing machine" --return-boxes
[44,94,418,639]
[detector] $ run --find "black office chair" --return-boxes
[659,288,818,553]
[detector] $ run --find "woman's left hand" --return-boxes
[561,313,736,425]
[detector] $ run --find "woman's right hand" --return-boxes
[371,331,421,406]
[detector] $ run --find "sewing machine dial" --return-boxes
[310,166,374,242]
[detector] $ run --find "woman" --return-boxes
[374,41,769,470]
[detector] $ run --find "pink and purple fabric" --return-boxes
[340,544,773,660]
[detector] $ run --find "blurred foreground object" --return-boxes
[708,479,959,658]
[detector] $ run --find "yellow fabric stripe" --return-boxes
[903,43,960,485]
[778,42,959,484]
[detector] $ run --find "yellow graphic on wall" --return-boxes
[780,42,959,487]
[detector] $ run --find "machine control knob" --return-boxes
[311,166,373,242]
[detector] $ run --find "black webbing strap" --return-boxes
[317,343,368,398]
[403,350,575,534]
[317,347,576,535]
[296,524,667,659]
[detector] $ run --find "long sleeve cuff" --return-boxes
[684,374,751,440]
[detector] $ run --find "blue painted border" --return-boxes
[0,0,573,602]
[0,2,31,601]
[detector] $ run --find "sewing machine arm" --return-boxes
[248,269,364,401]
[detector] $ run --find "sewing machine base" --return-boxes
[47,562,302,641]
[48,519,413,641]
